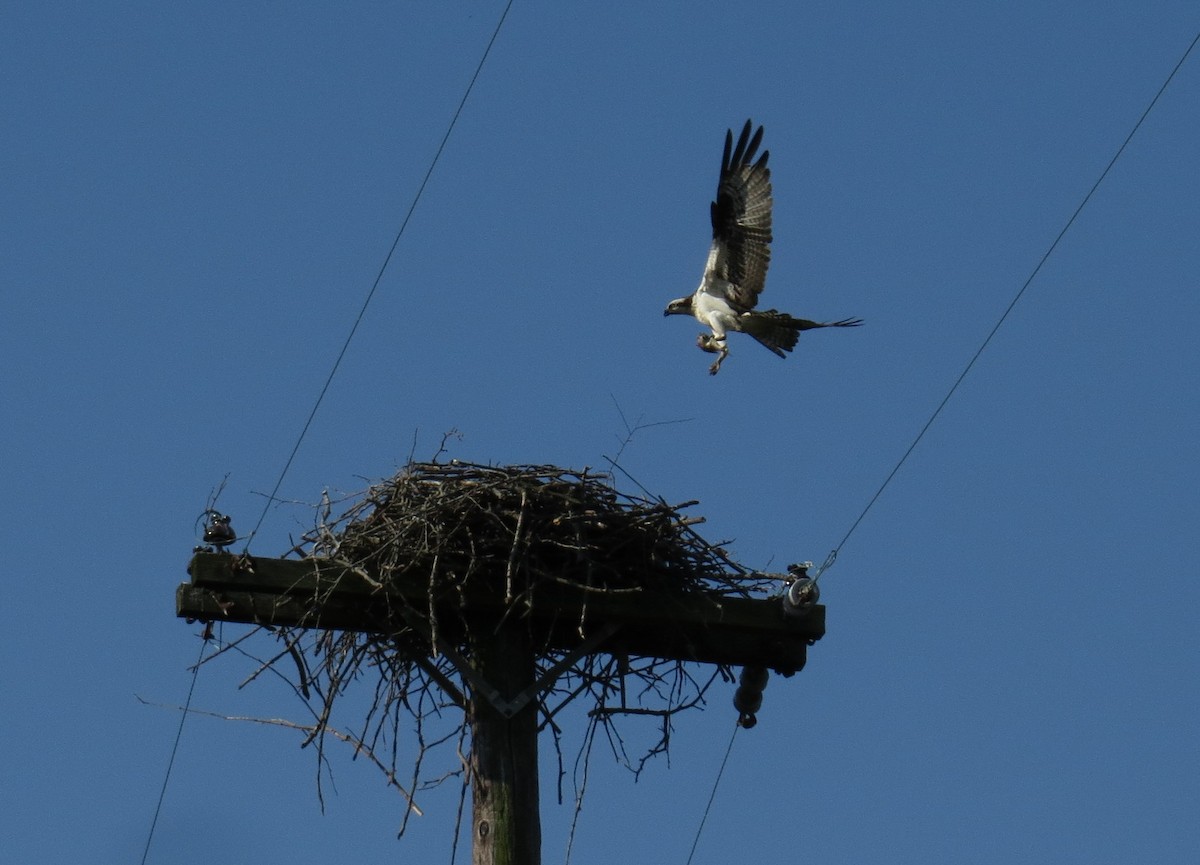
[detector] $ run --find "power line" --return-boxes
[240,0,517,553]
[139,639,208,865]
[684,722,740,865]
[814,26,1200,581]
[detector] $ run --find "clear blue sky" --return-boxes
[3,2,1198,862]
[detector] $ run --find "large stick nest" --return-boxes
[308,460,769,602]
[214,461,777,830]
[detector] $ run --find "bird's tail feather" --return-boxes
[742,310,863,357]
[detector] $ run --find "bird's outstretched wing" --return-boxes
[706,120,773,311]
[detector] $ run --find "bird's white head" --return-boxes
[663,296,693,317]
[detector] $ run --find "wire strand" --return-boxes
[240,0,516,553]
[139,638,208,865]
[684,722,739,865]
[815,26,1200,581]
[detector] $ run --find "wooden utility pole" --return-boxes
[468,621,540,865]
[179,552,825,865]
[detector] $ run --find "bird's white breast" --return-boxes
[693,281,741,331]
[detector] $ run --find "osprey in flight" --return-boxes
[664,120,862,374]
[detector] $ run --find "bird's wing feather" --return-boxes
[707,120,773,311]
